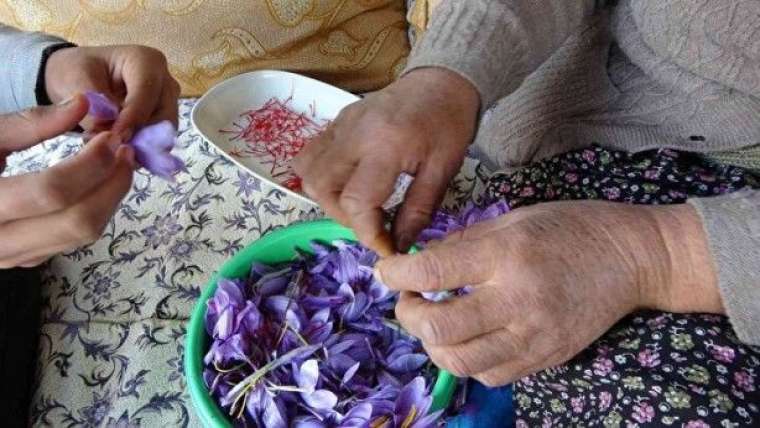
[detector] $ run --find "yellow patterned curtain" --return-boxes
[0,0,410,96]
[407,0,440,39]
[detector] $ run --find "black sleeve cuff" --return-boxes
[35,42,77,106]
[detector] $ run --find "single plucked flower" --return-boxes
[83,91,184,180]
[129,120,184,180]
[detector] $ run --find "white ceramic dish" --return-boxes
[191,70,359,206]
[192,70,413,209]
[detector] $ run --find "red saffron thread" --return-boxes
[222,97,328,191]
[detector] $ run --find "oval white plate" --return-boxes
[191,70,359,206]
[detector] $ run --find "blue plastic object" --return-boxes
[447,382,514,428]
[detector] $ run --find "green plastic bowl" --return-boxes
[185,220,456,427]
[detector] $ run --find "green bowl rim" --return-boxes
[184,219,455,427]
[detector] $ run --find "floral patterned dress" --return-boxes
[482,146,760,427]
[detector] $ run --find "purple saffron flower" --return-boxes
[328,353,359,375]
[205,279,245,334]
[293,417,327,428]
[213,305,236,340]
[264,295,306,331]
[85,91,119,122]
[129,120,184,180]
[236,301,263,333]
[294,360,338,411]
[247,385,288,428]
[82,92,184,181]
[338,402,373,427]
[255,268,292,297]
[419,201,510,246]
[394,377,440,428]
[416,200,510,301]
[417,212,459,243]
[386,351,428,374]
[204,333,250,366]
[337,283,371,323]
[365,385,399,418]
[304,308,333,343]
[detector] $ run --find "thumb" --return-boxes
[0,94,88,153]
[375,236,495,292]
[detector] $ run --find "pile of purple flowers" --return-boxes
[203,241,441,427]
[202,200,510,427]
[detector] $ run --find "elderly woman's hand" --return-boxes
[375,200,725,387]
[44,44,181,139]
[293,68,480,256]
[0,95,135,268]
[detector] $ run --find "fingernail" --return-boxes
[58,96,76,106]
[106,133,122,153]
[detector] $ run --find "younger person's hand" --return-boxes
[0,95,135,268]
[44,45,181,138]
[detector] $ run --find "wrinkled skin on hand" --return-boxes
[376,200,723,386]
[293,68,480,256]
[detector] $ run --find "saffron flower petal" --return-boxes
[342,362,361,385]
[387,353,429,374]
[129,120,184,180]
[85,91,119,122]
[295,359,320,392]
[294,416,327,428]
[394,377,433,427]
[418,201,511,301]
[339,401,373,427]
[302,389,338,411]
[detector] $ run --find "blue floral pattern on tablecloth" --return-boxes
[4,99,483,427]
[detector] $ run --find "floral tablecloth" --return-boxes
[6,99,484,427]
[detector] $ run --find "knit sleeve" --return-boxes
[403,0,604,111]
[0,24,70,114]
[688,190,760,346]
